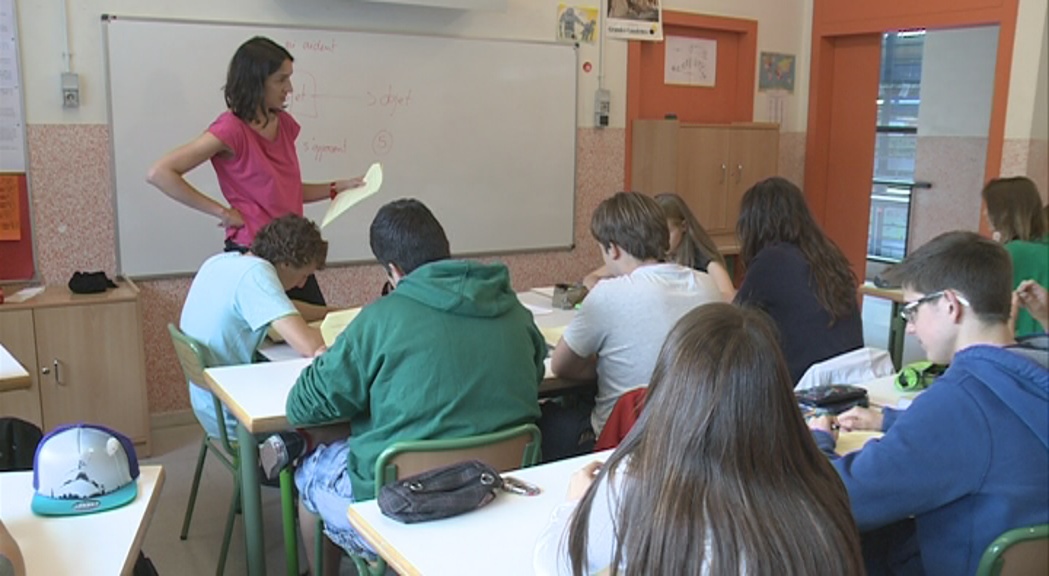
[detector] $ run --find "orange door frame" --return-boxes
[805,0,1019,275]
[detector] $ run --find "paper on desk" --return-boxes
[321,163,383,229]
[5,286,44,303]
[320,307,362,346]
[531,286,556,298]
[522,302,553,316]
[539,325,566,348]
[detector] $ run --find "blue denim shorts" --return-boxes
[294,439,376,559]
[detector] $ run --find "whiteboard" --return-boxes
[104,17,577,277]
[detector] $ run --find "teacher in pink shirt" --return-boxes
[148,36,362,316]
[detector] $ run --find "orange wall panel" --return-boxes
[820,35,882,279]
[821,0,1005,28]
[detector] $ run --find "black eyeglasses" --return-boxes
[900,290,971,323]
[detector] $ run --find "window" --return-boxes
[869,31,925,262]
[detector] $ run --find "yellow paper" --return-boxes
[321,163,383,229]
[539,325,566,348]
[836,430,882,455]
[319,307,362,346]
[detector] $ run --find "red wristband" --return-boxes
[329,181,338,200]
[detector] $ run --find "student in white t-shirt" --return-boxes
[547,192,721,457]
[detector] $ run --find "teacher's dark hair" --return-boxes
[567,303,864,575]
[736,177,858,323]
[225,36,293,124]
[370,198,451,275]
[251,215,328,270]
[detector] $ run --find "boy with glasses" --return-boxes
[808,231,1048,575]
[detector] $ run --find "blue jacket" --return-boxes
[814,341,1049,575]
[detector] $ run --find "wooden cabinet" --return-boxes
[631,119,779,252]
[0,282,151,455]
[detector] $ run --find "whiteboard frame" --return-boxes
[102,14,578,279]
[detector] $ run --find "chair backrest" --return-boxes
[168,323,209,388]
[0,417,43,472]
[375,423,542,487]
[594,387,647,452]
[976,524,1049,576]
[167,324,235,451]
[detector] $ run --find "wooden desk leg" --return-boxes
[237,423,266,576]
[888,302,906,371]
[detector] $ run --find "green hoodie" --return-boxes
[286,259,545,500]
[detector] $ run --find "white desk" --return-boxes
[348,450,609,576]
[346,427,879,575]
[0,465,165,576]
[0,343,31,393]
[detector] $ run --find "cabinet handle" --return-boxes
[41,360,59,384]
[736,163,744,183]
[720,163,727,183]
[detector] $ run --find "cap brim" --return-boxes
[31,479,138,516]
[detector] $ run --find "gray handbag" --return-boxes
[377,460,502,524]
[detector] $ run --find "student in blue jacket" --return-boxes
[809,231,1049,576]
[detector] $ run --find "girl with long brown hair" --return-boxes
[734,177,863,383]
[655,193,735,300]
[981,176,1049,336]
[534,303,864,575]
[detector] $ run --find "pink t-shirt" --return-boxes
[208,110,303,247]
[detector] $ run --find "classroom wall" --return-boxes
[12,0,812,418]
[1001,0,1048,200]
[909,27,998,252]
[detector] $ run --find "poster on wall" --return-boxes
[557,4,599,45]
[759,52,796,93]
[664,36,716,87]
[0,174,19,241]
[605,0,662,41]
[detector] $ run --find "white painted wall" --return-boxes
[1030,15,1048,142]
[1005,0,1049,139]
[13,0,810,130]
[918,26,999,138]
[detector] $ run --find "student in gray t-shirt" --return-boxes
[549,192,722,451]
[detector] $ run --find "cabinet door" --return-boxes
[0,309,44,428]
[33,301,149,442]
[631,120,679,194]
[678,126,731,233]
[727,128,780,229]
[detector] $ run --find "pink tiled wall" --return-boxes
[25,124,803,415]
[1002,138,1049,203]
[778,132,807,188]
[910,136,988,251]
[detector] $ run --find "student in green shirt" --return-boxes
[982,176,1049,336]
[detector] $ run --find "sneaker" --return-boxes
[259,431,306,481]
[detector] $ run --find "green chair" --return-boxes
[168,324,300,576]
[976,524,1049,576]
[328,423,542,576]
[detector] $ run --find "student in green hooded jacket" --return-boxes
[285,198,545,575]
